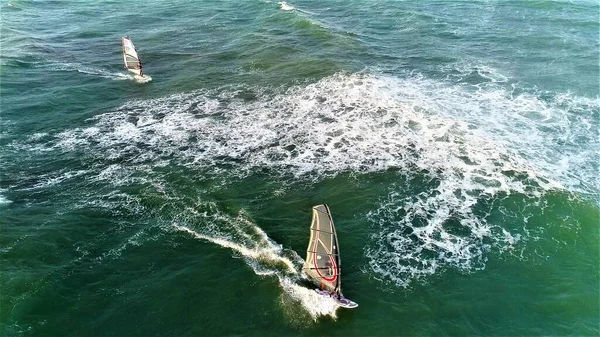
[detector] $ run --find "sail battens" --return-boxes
[313,208,331,216]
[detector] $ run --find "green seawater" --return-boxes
[1,1,599,336]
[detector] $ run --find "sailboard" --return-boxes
[302,204,358,309]
[121,36,150,82]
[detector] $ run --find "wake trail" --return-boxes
[43,61,151,82]
[172,210,340,320]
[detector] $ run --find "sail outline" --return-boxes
[302,204,342,293]
[121,36,143,76]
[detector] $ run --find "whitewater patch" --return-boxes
[133,75,152,83]
[44,71,595,192]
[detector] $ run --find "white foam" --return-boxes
[95,229,148,261]
[278,1,294,11]
[365,186,494,288]
[442,61,509,84]
[278,277,339,321]
[0,189,11,205]
[28,133,49,141]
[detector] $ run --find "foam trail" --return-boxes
[173,224,296,274]
[43,61,139,81]
[173,210,339,320]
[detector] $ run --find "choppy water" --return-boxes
[1,0,599,336]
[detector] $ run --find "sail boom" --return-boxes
[309,228,335,234]
[306,267,341,271]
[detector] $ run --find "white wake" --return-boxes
[172,208,340,320]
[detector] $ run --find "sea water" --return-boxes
[1,0,598,335]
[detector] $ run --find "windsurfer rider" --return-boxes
[330,291,346,303]
[324,259,334,276]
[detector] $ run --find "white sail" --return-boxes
[303,204,341,293]
[121,36,143,76]
[303,205,358,308]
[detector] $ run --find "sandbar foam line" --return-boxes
[12,72,595,208]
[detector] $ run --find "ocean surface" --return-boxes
[1,0,599,336]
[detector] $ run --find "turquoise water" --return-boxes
[1,0,599,335]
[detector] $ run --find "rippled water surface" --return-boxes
[1,0,598,336]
